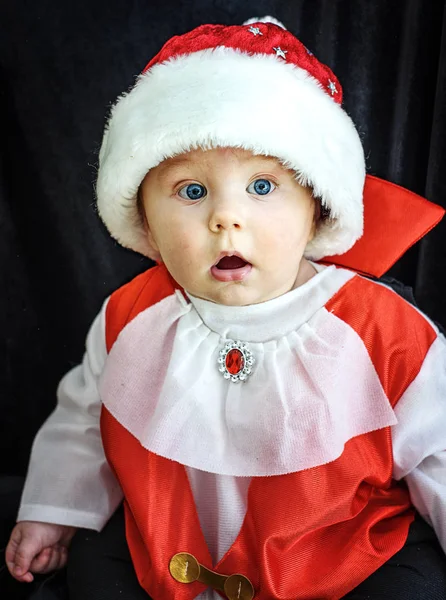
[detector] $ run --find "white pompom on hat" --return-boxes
[97,17,365,261]
[243,15,287,29]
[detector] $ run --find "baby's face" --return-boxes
[140,147,316,306]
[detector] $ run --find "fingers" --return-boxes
[13,571,34,583]
[6,521,74,582]
[30,545,68,574]
[29,547,53,573]
[56,546,69,570]
[6,526,37,582]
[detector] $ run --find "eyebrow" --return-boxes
[155,152,285,181]
[155,157,194,181]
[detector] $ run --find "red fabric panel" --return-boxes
[101,407,210,599]
[321,175,445,278]
[326,274,437,406]
[105,263,178,352]
[220,430,413,599]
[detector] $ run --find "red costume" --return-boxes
[99,257,443,600]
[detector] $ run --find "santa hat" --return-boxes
[97,16,365,261]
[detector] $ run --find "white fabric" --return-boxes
[185,263,344,343]
[392,333,446,554]
[186,468,250,564]
[187,471,251,600]
[100,266,397,477]
[18,300,123,530]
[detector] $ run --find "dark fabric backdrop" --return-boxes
[1,0,445,478]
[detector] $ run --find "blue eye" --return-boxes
[178,183,207,200]
[247,179,276,195]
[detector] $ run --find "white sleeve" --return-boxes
[392,330,446,554]
[17,299,123,531]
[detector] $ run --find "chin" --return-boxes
[207,287,263,307]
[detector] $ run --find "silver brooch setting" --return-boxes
[218,340,255,383]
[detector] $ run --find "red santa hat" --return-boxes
[97,16,365,261]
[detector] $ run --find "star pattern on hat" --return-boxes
[328,79,338,95]
[273,46,288,60]
[248,26,263,36]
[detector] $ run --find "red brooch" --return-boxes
[218,341,255,382]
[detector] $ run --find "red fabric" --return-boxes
[321,175,445,277]
[142,22,342,104]
[101,410,211,599]
[105,264,178,351]
[219,431,412,599]
[326,274,437,406]
[102,405,413,600]
[99,266,434,599]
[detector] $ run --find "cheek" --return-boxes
[155,217,200,258]
[171,236,196,255]
[261,209,313,253]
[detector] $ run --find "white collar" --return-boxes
[185,263,352,343]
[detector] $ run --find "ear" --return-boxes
[143,218,163,263]
[308,219,317,243]
[146,225,160,253]
[307,199,319,242]
[138,185,160,253]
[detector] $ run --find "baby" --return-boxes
[6,16,446,600]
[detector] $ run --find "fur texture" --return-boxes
[97,47,365,261]
[243,16,287,29]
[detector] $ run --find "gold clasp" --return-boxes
[169,552,254,600]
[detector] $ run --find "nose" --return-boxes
[208,195,244,233]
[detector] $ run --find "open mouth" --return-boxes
[215,255,249,270]
[211,254,252,282]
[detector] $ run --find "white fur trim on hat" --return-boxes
[242,16,287,29]
[97,47,365,261]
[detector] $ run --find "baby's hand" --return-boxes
[6,521,76,582]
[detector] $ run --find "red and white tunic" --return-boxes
[19,263,446,599]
